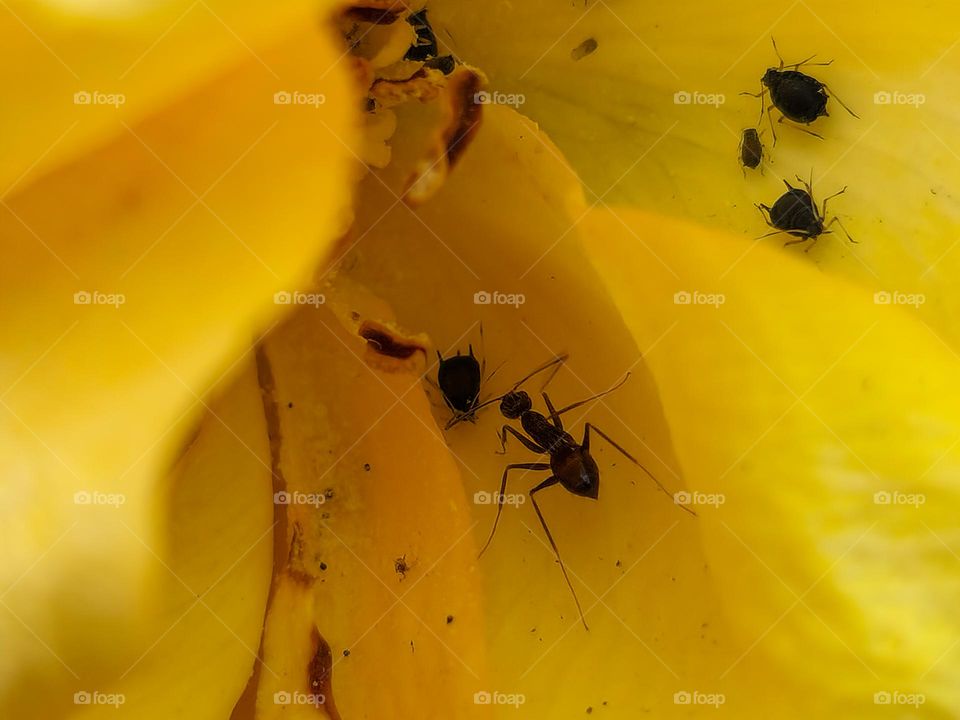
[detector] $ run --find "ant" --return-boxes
[477,374,696,630]
[757,172,855,251]
[742,38,858,145]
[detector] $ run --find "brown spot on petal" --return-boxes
[571,37,599,61]
[359,320,427,362]
[308,629,342,720]
[404,67,485,205]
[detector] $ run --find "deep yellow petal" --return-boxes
[585,206,960,714]
[432,0,960,347]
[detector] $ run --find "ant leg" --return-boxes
[497,425,548,455]
[529,476,589,630]
[548,374,632,420]
[824,216,857,243]
[821,84,860,118]
[477,463,550,558]
[542,392,563,430]
[584,423,696,517]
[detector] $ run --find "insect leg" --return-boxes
[542,392,563,430]
[497,425,548,455]
[477,462,551,558]
[824,216,857,243]
[584,423,696,516]
[528,476,589,630]
[819,186,847,219]
[821,84,860,118]
[547,374,632,420]
[778,115,824,140]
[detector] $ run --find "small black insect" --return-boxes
[757,174,855,251]
[404,9,438,62]
[739,127,764,174]
[437,330,566,430]
[478,375,695,629]
[436,343,484,419]
[743,39,858,145]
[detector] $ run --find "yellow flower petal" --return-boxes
[584,205,960,713]
[0,19,359,715]
[431,0,960,347]
[0,0,343,189]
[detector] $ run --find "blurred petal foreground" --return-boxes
[3,1,960,718]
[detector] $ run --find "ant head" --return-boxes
[761,68,779,87]
[499,390,532,419]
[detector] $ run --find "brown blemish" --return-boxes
[403,66,485,204]
[359,320,427,360]
[308,629,342,720]
[445,70,483,168]
[571,37,599,61]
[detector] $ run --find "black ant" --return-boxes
[742,38,858,145]
[477,374,696,630]
[757,173,855,251]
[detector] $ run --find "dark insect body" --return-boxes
[739,127,764,173]
[478,375,696,630]
[403,9,456,74]
[742,38,858,144]
[757,174,855,251]
[437,332,566,430]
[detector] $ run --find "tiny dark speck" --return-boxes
[446,615,454,624]
[319,562,328,571]
[342,649,350,657]
[287,402,294,409]
[587,708,593,714]
[363,463,371,472]
[571,37,599,61]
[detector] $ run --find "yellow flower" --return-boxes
[3,1,960,718]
